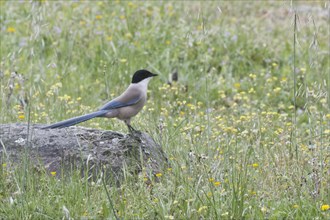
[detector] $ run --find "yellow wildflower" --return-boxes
[59,94,71,101]
[15,83,20,89]
[95,15,102,20]
[155,173,162,177]
[198,206,208,213]
[321,204,329,211]
[248,87,255,94]
[50,171,56,177]
[293,204,299,209]
[320,98,326,104]
[128,2,136,8]
[266,78,273,83]
[7,27,16,33]
[119,58,127,63]
[214,181,221,186]
[224,127,238,134]
[240,115,247,121]
[186,103,196,110]
[275,128,283,135]
[250,191,257,196]
[234,83,241,89]
[252,163,259,168]
[249,73,256,79]
[273,87,281,93]
[125,32,132,39]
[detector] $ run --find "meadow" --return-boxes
[0,1,329,219]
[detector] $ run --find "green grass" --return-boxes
[1,1,329,219]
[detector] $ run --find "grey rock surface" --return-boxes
[0,123,167,181]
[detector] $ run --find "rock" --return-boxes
[0,123,168,182]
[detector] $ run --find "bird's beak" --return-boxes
[151,73,158,77]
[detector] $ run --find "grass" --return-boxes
[1,1,329,219]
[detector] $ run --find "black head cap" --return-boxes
[131,69,158,83]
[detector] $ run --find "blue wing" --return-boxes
[99,96,140,110]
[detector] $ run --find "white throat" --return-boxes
[138,77,151,87]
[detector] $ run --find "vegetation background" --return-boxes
[1,1,329,219]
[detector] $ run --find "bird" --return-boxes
[42,69,158,132]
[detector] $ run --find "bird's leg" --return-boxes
[124,119,142,142]
[124,119,136,134]
[127,124,136,133]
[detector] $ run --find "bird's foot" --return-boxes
[127,124,135,133]
[127,124,140,134]
[127,125,143,141]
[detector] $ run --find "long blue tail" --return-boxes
[42,110,108,129]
